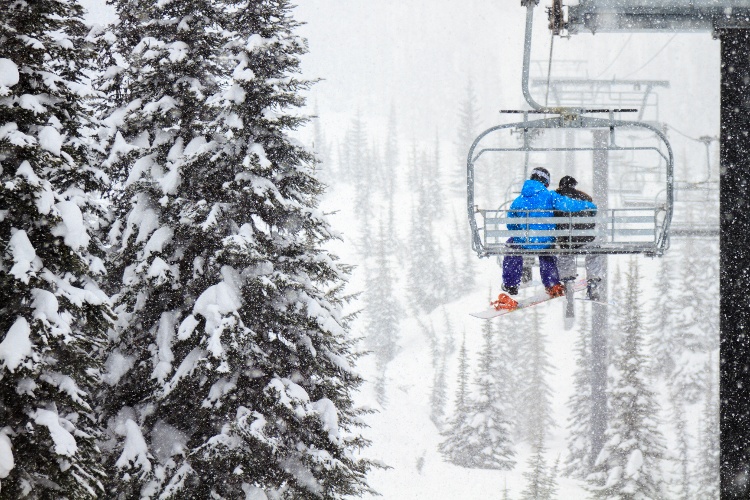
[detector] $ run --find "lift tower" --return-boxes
[552,1,750,496]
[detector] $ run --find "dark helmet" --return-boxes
[530,167,551,187]
[559,175,578,189]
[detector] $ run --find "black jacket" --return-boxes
[554,186,596,247]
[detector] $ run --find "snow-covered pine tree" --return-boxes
[430,352,448,428]
[669,236,713,403]
[502,312,528,442]
[586,259,666,499]
[339,112,376,257]
[426,134,444,219]
[364,220,401,406]
[502,480,511,500]
[438,333,474,466]
[355,142,378,257]
[518,308,555,445]
[311,101,331,183]
[460,318,515,470]
[667,389,691,500]
[520,433,558,500]
[96,1,225,494]
[563,303,594,479]
[430,310,453,427]
[648,255,678,376]
[0,1,113,496]
[406,161,446,313]
[99,1,375,497]
[339,112,367,186]
[695,354,719,498]
[407,142,420,193]
[381,103,398,199]
[454,80,479,198]
[451,212,476,294]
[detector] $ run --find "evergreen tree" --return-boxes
[564,304,594,479]
[430,310,455,427]
[518,308,555,444]
[439,333,474,466]
[363,220,401,365]
[425,134,444,218]
[695,354,719,498]
[502,312,528,442]
[668,390,691,500]
[502,480,512,500]
[648,256,678,376]
[99,1,374,497]
[460,318,515,470]
[521,433,558,500]
[407,142,420,193]
[339,112,368,186]
[452,211,476,293]
[430,352,448,428]
[381,103,398,199]
[0,1,112,496]
[454,80,480,198]
[364,221,401,407]
[340,112,376,257]
[587,260,666,499]
[670,237,712,403]
[406,169,446,313]
[311,100,331,183]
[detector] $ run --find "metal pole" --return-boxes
[522,1,546,111]
[590,129,609,467]
[719,28,750,499]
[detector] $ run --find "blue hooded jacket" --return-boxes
[507,179,597,249]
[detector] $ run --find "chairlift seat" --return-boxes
[478,208,667,257]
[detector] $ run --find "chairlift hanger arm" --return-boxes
[521,0,634,116]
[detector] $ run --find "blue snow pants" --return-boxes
[503,255,560,289]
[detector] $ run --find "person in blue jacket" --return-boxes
[492,167,597,311]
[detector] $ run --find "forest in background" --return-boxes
[306,82,720,498]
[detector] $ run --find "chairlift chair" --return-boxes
[467,0,674,260]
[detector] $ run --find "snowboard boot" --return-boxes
[545,282,565,298]
[586,278,601,301]
[501,283,519,296]
[491,293,518,311]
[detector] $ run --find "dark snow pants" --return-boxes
[503,255,559,289]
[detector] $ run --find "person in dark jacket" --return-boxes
[554,175,603,300]
[493,167,597,311]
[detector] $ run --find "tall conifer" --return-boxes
[586,260,666,499]
[564,304,594,478]
[99,1,374,497]
[439,333,474,466]
[518,308,555,444]
[0,1,112,496]
[458,318,515,470]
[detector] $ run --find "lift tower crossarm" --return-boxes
[564,0,750,34]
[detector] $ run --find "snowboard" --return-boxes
[469,278,588,319]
